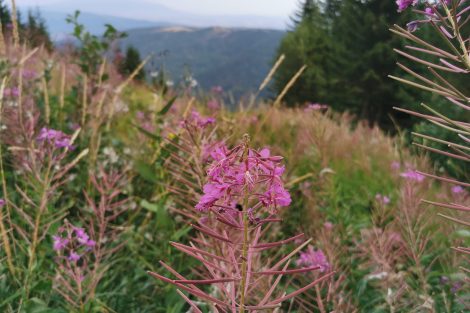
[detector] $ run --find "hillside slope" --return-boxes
[120,26,284,98]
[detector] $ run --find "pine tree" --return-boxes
[119,46,145,81]
[0,0,11,34]
[24,10,53,51]
[274,0,336,105]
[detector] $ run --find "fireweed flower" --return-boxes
[304,103,328,112]
[196,140,291,215]
[180,110,215,130]
[375,194,391,205]
[207,99,220,111]
[37,128,74,150]
[451,185,464,194]
[407,20,420,32]
[3,87,19,98]
[53,235,69,251]
[296,246,330,272]
[400,170,425,182]
[396,0,417,12]
[68,251,81,262]
[324,221,333,230]
[53,223,94,263]
[211,85,223,94]
[391,161,401,170]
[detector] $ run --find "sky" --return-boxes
[18,0,300,18]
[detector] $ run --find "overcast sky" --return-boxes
[18,0,300,18]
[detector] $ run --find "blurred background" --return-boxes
[7,0,469,132]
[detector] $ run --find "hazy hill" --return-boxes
[120,26,284,98]
[23,1,288,34]
[38,11,164,40]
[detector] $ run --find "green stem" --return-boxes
[239,202,249,312]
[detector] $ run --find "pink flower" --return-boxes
[424,7,434,16]
[196,142,290,215]
[207,99,220,111]
[304,103,328,112]
[324,221,333,230]
[396,0,417,12]
[451,185,464,194]
[391,161,400,170]
[68,251,80,262]
[375,194,391,205]
[211,85,223,94]
[22,69,37,80]
[37,128,74,150]
[85,239,96,248]
[181,110,216,129]
[53,235,69,251]
[296,246,330,272]
[3,87,19,98]
[196,182,230,212]
[400,170,425,182]
[407,20,420,32]
[74,227,95,248]
[260,184,292,208]
[0,199,5,207]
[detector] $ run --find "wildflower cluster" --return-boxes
[297,245,330,273]
[397,0,468,34]
[151,134,333,311]
[196,140,291,215]
[180,110,215,130]
[400,169,425,182]
[53,223,95,263]
[37,127,74,150]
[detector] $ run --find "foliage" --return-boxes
[118,45,145,81]
[66,10,126,79]
[274,0,425,130]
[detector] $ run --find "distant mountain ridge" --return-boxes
[120,26,285,98]
[17,4,286,98]
[37,11,166,40]
[21,1,288,35]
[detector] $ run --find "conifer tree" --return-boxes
[119,45,145,81]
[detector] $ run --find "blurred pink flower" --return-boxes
[396,0,417,12]
[391,161,400,170]
[400,170,425,182]
[304,103,328,112]
[207,99,220,111]
[3,87,19,98]
[211,85,223,94]
[451,185,464,194]
[375,194,391,205]
[324,221,333,230]
[53,235,69,251]
[296,246,330,272]
[37,128,74,150]
[68,251,80,262]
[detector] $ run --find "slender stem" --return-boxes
[239,201,249,312]
[239,136,250,312]
[22,164,51,302]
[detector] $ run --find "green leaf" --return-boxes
[134,160,158,183]
[157,96,177,116]
[133,122,161,142]
[140,199,160,213]
[171,226,191,241]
